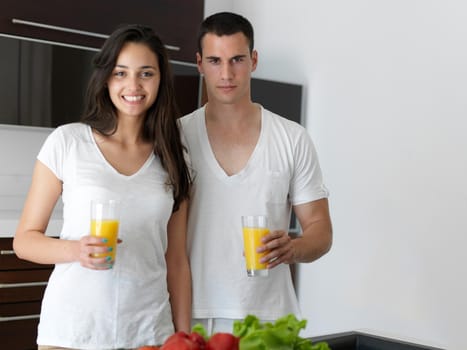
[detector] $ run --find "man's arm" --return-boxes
[291,198,332,262]
[259,198,332,268]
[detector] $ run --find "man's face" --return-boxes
[197,32,257,106]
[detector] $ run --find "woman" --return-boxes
[13,24,191,349]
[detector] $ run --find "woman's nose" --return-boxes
[127,74,142,89]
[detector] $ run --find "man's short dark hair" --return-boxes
[197,12,254,55]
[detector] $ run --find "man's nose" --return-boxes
[220,62,233,80]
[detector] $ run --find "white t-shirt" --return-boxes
[180,105,329,321]
[36,123,174,349]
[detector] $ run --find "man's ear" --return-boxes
[196,52,203,74]
[251,49,258,72]
[196,52,203,69]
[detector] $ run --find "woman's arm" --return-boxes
[166,199,192,333]
[13,160,111,268]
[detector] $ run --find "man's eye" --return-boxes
[208,59,219,64]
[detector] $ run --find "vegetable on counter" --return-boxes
[206,333,239,350]
[138,314,330,350]
[136,331,205,350]
[233,314,330,350]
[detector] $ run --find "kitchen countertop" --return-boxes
[312,331,444,350]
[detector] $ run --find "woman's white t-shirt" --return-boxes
[36,123,174,349]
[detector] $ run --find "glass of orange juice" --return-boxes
[90,199,120,264]
[241,215,269,277]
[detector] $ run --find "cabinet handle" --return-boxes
[12,18,109,39]
[163,44,181,52]
[0,249,15,255]
[0,314,40,322]
[0,281,48,288]
[12,18,180,51]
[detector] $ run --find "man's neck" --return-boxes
[205,100,260,126]
[203,101,262,176]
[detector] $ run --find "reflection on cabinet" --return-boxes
[0,35,201,128]
[0,237,53,349]
[0,0,204,62]
[172,63,202,117]
[250,78,303,125]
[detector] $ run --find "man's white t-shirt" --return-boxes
[180,105,329,321]
[36,123,174,349]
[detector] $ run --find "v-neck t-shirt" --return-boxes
[36,123,174,348]
[180,105,329,321]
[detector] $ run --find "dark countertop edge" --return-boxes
[311,331,445,350]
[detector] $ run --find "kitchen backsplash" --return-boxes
[0,124,62,236]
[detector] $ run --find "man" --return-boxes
[180,12,332,333]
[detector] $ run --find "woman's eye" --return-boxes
[113,71,125,77]
[141,71,154,78]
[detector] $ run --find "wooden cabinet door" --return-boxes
[0,0,203,62]
[0,318,38,350]
[172,62,201,116]
[0,238,52,348]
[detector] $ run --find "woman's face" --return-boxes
[107,42,160,120]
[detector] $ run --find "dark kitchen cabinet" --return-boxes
[0,237,54,349]
[0,0,204,62]
[172,63,202,117]
[0,0,204,127]
[0,34,202,128]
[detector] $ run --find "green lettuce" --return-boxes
[192,314,330,350]
[233,314,330,350]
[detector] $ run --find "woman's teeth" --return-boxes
[123,95,144,102]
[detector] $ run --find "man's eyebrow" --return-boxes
[231,54,247,60]
[204,54,247,61]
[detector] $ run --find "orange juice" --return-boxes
[90,219,119,260]
[242,227,269,271]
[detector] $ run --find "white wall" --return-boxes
[204,1,465,349]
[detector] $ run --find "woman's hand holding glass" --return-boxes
[76,235,117,270]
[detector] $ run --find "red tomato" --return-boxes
[206,333,239,350]
[163,331,190,344]
[189,332,207,349]
[161,331,201,350]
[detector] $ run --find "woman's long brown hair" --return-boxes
[81,24,191,210]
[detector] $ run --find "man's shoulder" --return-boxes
[180,106,204,126]
[261,107,305,134]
